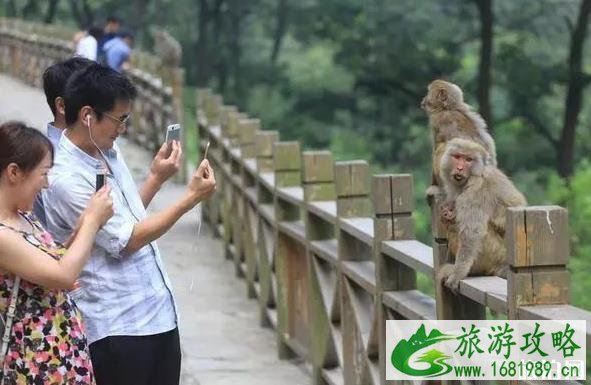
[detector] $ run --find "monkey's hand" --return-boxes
[425,185,442,207]
[439,201,456,223]
[437,263,470,294]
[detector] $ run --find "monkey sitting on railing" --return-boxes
[421,79,496,206]
[437,138,526,293]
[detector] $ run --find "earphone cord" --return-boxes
[87,116,109,170]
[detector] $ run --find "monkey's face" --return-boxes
[449,152,474,186]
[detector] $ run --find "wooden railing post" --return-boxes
[372,174,415,385]
[506,206,570,319]
[302,151,336,204]
[238,118,259,159]
[219,105,238,139]
[226,110,247,148]
[334,161,373,385]
[255,131,279,173]
[302,151,337,384]
[238,118,260,297]
[273,141,302,359]
[334,160,371,220]
[432,193,485,320]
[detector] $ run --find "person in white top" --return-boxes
[74,27,103,62]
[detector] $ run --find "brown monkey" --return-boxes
[437,138,526,293]
[421,79,497,203]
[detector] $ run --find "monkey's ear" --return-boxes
[436,88,449,108]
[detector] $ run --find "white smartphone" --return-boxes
[165,123,182,143]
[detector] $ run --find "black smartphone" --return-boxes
[96,173,105,192]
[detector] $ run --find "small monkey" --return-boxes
[421,79,497,203]
[437,138,526,293]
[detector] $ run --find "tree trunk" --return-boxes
[21,0,39,19]
[196,0,210,86]
[474,0,493,132]
[229,2,243,100]
[5,0,17,17]
[68,0,84,28]
[133,0,148,43]
[270,0,288,64]
[44,0,59,24]
[80,0,94,28]
[211,0,225,91]
[558,0,591,179]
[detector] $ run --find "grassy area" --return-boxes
[182,86,199,166]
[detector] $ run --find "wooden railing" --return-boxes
[0,17,184,156]
[197,89,591,385]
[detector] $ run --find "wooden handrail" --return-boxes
[197,88,591,385]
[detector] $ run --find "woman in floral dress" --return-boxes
[0,122,113,384]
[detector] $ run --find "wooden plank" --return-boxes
[382,290,436,320]
[302,150,334,183]
[342,261,376,294]
[507,206,570,267]
[459,276,508,314]
[307,201,337,224]
[310,239,339,266]
[267,308,278,329]
[210,125,221,139]
[229,147,241,161]
[230,174,242,188]
[380,240,434,276]
[258,172,275,191]
[339,218,374,247]
[253,282,261,299]
[285,337,308,360]
[321,367,344,385]
[255,130,279,157]
[273,141,301,170]
[243,158,257,174]
[278,220,307,244]
[259,203,276,224]
[276,186,304,206]
[244,187,257,205]
[334,160,370,196]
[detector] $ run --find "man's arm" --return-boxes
[124,158,215,254]
[139,140,182,207]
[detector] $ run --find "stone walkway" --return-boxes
[0,74,310,385]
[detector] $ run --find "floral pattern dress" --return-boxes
[0,212,95,385]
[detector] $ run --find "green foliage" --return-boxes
[547,162,591,310]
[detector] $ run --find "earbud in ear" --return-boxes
[86,115,91,126]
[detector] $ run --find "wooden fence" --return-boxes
[0,17,184,156]
[197,89,590,385]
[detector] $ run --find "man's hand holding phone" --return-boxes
[150,140,182,184]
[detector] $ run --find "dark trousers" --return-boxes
[89,327,181,385]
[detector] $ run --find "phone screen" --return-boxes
[166,124,181,143]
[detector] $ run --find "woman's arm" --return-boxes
[0,187,113,289]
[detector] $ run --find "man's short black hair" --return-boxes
[64,63,137,126]
[42,57,94,116]
[106,15,120,24]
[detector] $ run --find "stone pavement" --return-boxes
[0,74,311,385]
